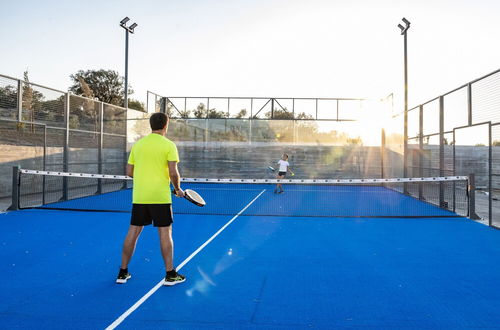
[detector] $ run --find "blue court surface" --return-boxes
[2,186,500,329]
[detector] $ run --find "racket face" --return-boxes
[268,166,276,172]
[184,189,206,207]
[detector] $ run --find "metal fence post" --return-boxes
[8,166,21,211]
[160,97,166,113]
[315,99,318,120]
[17,80,23,121]
[467,83,472,126]
[336,100,339,120]
[97,102,104,194]
[43,126,47,205]
[123,105,128,188]
[204,118,208,150]
[489,123,492,226]
[468,173,480,220]
[62,93,70,200]
[439,96,445,207]
[380,128,385,178]
[248,119,252,145]
[418,104,423,199]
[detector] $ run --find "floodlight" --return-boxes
[119,17,138,109]
[402,17,410,26]
[398,24,404,31]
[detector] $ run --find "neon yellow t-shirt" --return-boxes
[128,133,179,204]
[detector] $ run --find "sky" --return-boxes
[1,0,499,113]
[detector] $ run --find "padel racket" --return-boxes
[173,189,206,207]
[268,166,276,172]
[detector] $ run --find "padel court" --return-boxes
[1,180,500,329]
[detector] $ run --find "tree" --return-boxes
[235,109,247,118]
[193,103,207,118]
[0,84,18,119]
[77,77,94,99]
[128,99,145,112]
[69,69,132,106]
[178,109,191,118]
[264,107,294,119]
[73,77,99,131]
[21,71,44,130]
[208,108,228,118]
[193,103,228,119]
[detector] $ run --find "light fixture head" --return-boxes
[120,17,130,25]
[402,17,410,26]
[129,23,138,32]
[398,24,405,31]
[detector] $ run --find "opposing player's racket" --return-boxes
[172,189,206,207]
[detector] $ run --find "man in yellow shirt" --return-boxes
[116,112,186,286]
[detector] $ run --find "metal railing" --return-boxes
[0,73,140,210]
[397,68,500,228]
[147,92,392,121]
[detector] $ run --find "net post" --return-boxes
[468,173,480,220]
[8,166,20,211]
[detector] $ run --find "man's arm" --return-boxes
[126,164,134,177]
[168,161,184,197]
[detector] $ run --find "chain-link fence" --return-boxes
[0,73,137,211]
[127,116,386,180]
[138,94,392,181]
[5,67,499,228]
[398,68,500,228]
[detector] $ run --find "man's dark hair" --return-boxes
[150,113,168,130]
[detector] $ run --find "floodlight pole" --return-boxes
[399,18,410,192]
[124,29,129,109]
[120,17,137,109]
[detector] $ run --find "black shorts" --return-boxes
[131,204,173,227]
[278,171,287,177]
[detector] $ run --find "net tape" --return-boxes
[19,169,469,185]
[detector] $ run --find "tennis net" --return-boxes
[13,169,472,218]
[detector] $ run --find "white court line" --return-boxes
[105,189,266,330]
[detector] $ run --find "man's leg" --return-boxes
[120,225,144,269]
[157,225,174,271]
[158,225,186,286]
